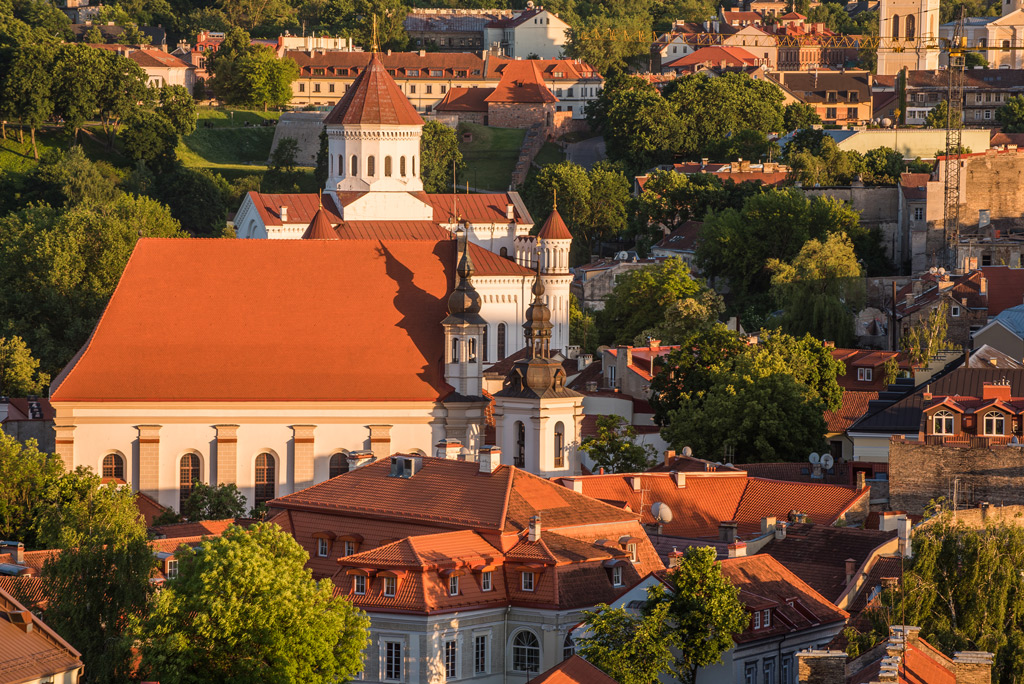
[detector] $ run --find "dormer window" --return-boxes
[612,565,623,586]
[522,571,535,591]
[984,411,1005,435]
[344,541,355,556]
[318,538,328,557]
[628,543,638,562]
[354,575,366,595]
[933,410,954,435]
[857,367,873,381]
[449,576,460,596]
[384,576,397,597]
[762,608,771,628]
[482,570,493,591]
[167,558,178,579]
[753,610,761,629]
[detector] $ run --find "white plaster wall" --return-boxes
[849,432,897,463]
[328,125,425,195]
[510,12,570,59]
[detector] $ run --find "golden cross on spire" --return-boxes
[553,187,558,210]
[371,15,380,53]
[318,188,323,209]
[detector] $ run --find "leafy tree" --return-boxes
[768,232,865,346]
[585,69,650,133]
[577,601,676,684]
[580,415,657,473]
[181,482,247,522]
[156,166,230,236]
[217,0,295,29]
[159,84,198,137]
[598,257,708,345]
[783,104,823,132]
[996,94,1024,133]
[603,84,685,172]
[25,146,121,209]
[209,29,297,110]
[123,110,180,171]
[650,0,715,29]
[0,432,63,548]
[0,335,50,395]
[925,100,949,129]
[138,523,370,684]
[882,356,900,386]
[421,120,463,193]
[351,0,410,51]
[648,546,748,684]
[667,72,785,159]
[786,133,866,186]
[901,301,955,365]
[96,48,151,146]
[566,12,653,75]
[965,51,988,68]
[862,146,903,185]
[39,473,156,683]
[0,43,54,158]
[51,43,105,140]
[314,126,329,187]
[570,294,597,353]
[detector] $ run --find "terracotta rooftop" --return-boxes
[434,87,493,113]
[663,45,759,70]
[323,53,424,126]
[485,60,558,104]
[537,208,572,240]
[301,206,339,239]
[150,518,255,539]
[527,655,619,684]
[894,270,987,317]
[653,220,701,253]
[0,585,82,684]
[825,390,880,432]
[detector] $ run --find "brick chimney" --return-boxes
[670,471,686,488]
[478,445,501,473]
[775,520,787,540]
[897,515,913,558]
[727,541,747,558]
[615,346,632,387]
[796,650,846,684]
[436,438,463,460]
[982,381,1012,402]
[528,514,541,542]
[663,449,676,466]
[719,521,738,543]
[845,558,857,585]
[953,651,994,684]
[761,516,777,535]
[0,540,24,565]
[280,205,288,222]
[980,275,989,295]
[629,476,643,492]
[856,471,867,491]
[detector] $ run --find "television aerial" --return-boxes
[808,452,820,465]
[821,453,835,471]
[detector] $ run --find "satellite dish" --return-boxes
[929,266,938,274]
[809,452,820,465]
[681,446,693,458]
[881,117,892,128]
[821,453,835,470]
[651,502,674,524]
[938,267,946,276]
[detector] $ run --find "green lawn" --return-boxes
[195,107,283,128]
[180,127,276,165]
[459,123,526,191]
[534,142,565,168]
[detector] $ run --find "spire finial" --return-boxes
[318,188,323,209]
[371,15,379,53]
[553,186,557,211]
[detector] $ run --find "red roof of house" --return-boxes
[301,206,339,239]
[663,45,758,70]
[654,220,701,253]
[0,398,54,422]
[424,193,529,225]
[435,87,493,113]
[528,656,620,684]
[486,60,558,104]
[825,390,880,432]
[0,585,82,683]
[900,172,931,201]
[537,208,572,240]
[324,53,424,126]
[51,239,456,403]
[486,57,602,81]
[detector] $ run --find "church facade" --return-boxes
[49,55,583,513]
[876,0,940,75]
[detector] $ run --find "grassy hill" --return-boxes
[458,123,525,191]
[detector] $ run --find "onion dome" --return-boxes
[523,270,553,359]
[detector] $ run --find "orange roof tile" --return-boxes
[0,585,82,684]
[337,530,502,569]
[51,239,454,402]
[528,655,619,684]
[323,53,424,126]
[663,45,759,69]
[825,390,879,432]
[537,209,572,240]
[486,60,558,104]
[150,518,254,539]
[425,193,529,224]
[435,87,493,113]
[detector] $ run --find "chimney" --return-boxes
[670,471,686,488]
[761,516,777,535]
[905,292,914,307]
[727,540,747,558]
[845,558,857,585]
[719,521,738,544]
[629,476,642,492]
[980,501,991,522]
[561,476,583,493]
[856,471,867,491]
[280,205,288,222]
[528,514,541,542]
[877,657,901,682]
[0,541,24,565]
[953,651,995,684]
[980,276,988,295]
[435,438,462,460]
[506,203,514,220]
[982,381,1012,402]
[478,445,501,473]
[664,449,676,466]
[419,49,426,57]
[897,515,913,558]
[667,547,684,568]
[648,338,660,350]
[346,450,375,469]
[775,520,787,540]
[615,345,632,387]
[577,353,592,370]
[8,610,32,633]
[796,649,847,684]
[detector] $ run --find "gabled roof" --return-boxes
[435,87,493,113]
[323,53,424,126]
[537,208,572,240]
[825,390,880,433]
[528,656,620,684]
[0,585,82,683]
[486,60,558,104]
[653,220,701,253]
[969,344,1024,369]
[663,45,758,69]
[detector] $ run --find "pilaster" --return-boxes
[53,425,76,472]
[136,424,162,499]
[214,424,239,485]
[368,424,392,458]
[291,424,316,491]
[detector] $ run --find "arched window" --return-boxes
[984,412,1005,435]
[412,155,416,177]
[400,156,407,176]
[554,421,565,468]
[329,452,350,478]
[367,155,376,176]
[500,246,508,258]
[511,630,540,673]
[351,155,358,176]
[906,13,916,40]
[255,453,276,506]
[562,633,575,661]
[179,453,200,512]
[515,421,526,468]
[892,14,900,38]
[384,155,392,176]
[452,338,460,363]
[933,410,954,435]
[497,323,507,360]
[338,154,344,176]
[102,453,124,480]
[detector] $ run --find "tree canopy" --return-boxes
[580,416,657,473]
[996,94,1024,134]
[421,120,464,193]
[208,28,298,110]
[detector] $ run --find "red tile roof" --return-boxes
[136,492,169,527]
[487,58,601,81]
[0,585,82,684]
[51,239,456,402]
[537,208,572,240]
[895,270,987,317]
[664,45,758,70]
[486,60,558,104]
[528,655,619,684]
[0,398,54,422]
[435,87,492,113]
[323,53,424,126]
[654,220,701,253]
[425,193,529,224]
[900,172,931,200]
[825,390,880,432]
[150,518,254,539]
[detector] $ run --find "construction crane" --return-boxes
[944,10,967,270]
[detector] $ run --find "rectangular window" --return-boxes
[426,85,433,94]
[166,559,178,579]
[983,254,993,266]
[857,367,873,381]
[384,641,402,681]
[481,571,492,591]
[344,541,355,556]
[753,611,761,629]
[354,575,366,595]
[314,83,321,93]
[410,85,416,94]
[914,207,924,221]
[444,640,457,678]
[329,83,335,93]
[826,107,838,119]
[762,609,771,627]
[764,658,776,684]
[985,109,993,120]
[384,576,397,597]
[299,83,305,92]
[628,543,638,562]
[474,635,488,674]
[430,69,443,77]
[782,657,792,684]
[522,572,535,591]
[440,85,446,94]
[612,565,623,586]
[407,68,419,76]
[745,662,758,684]
[318,538,328,557]
[952,305,961,317]
[846,107,858,119]
[449,575,459,596]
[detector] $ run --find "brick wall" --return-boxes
[890,440,1024,513]
[487,102,553,129]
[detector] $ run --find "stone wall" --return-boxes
[487,102,553,129]
[889,438,1024,513]
[268,112,325,166]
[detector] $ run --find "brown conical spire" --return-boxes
[323,52,424,127]
[301,201,339,239]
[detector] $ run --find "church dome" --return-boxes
[324,53,424,127]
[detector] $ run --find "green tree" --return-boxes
[566,12,653,75]
[351,0,410,51]
[217,0,295,29]
[882,356,900,386]
[25,145,121,209]
[158,84,198,137]
[603,84,685,172]
[786,133,866,186]
[51,43,105,140]
[901,301,955,365]
[123,109,180,170]
[181,482,247,522]
[965,51,988,68]
[0,335,50,395]
[421,120,464,193]
[156,166,230,236]
[925,100,949,129]
[0,432,63,548]
[585,68,649,133]
[0,43,54,158]
[138,523,370,684]
[577,602,676,684]
[570,294,597,353]
[314,125,329,187]
[580,415,657,473]
[768,232,865,346]
[862,146,903,185]
[209,29,297,110]
[648,546,748,684]
[39,473,156,683]
[97,49,152,146]
[996,94,1024,133]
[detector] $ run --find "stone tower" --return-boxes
[877,0,940,75]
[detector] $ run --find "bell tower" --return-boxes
[535,200,573,355]
[877,0,940,75]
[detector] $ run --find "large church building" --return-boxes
[49,54,583,513]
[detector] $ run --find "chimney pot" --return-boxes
[506,203,515,220]
[727,540,747,558]
[774,520,787,540]
[719,520,738,544]
[761,516,776,535]
[0,541,24,565]
[845,557,857,585]
[528,514,541,542]
[479,445,501,473]
[280,205,288,221]
[670,470,685,488]
[897,515,913,558]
